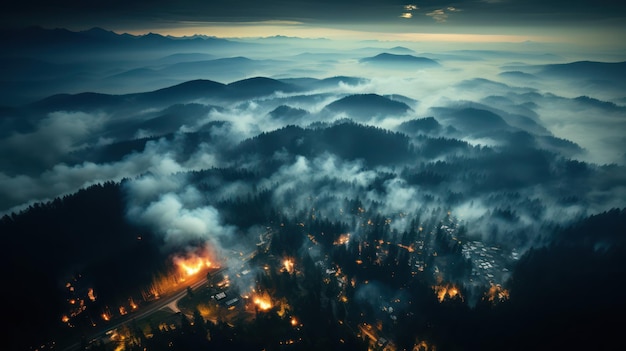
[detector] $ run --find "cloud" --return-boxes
[425,6,462,23]
[400,4,418,18]
[0,135,218,215]
[0,111,106,173]
[426,9,449,22]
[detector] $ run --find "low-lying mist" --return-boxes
[2,27,626,351]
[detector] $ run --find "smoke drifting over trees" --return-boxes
[1,27,625,351]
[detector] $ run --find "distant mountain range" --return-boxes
[24,77,306,113]
[0,26,237,53]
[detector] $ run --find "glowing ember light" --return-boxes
[253,291,273,311]
[398,244,415,252]
[334,233,350,245]
[87,288,96,302]
[254,297,272,310]
[433,283,463,302]
[291,316,298,326]
[102,312,111,321]
[61,315,70,323]
[485,284,510,303]
[414,339,435,350]
[129,297,138,310]
[283,258,295,273]
[172,244,218,278]
[119,306,127,315]
[174,255,212,276]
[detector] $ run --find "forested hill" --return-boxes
[231,123,415,168]
[2,179,624,350]
[2,181,166,349]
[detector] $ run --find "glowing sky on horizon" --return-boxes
[1,0,624,48]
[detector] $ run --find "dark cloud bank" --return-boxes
[1,27,625,351]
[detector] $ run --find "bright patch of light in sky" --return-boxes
[125,22,552,44]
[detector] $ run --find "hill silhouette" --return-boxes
[279,76,368,90]
[268,105,309,122]
[360,53,440,67]
[431,107,512,134]
[224,76,302,98]
[397,117,442,135]
[24,77,307,113]
[0,26,237,54]
[233,122,414,168]
[540,60,626,80]
[323,93,412,120]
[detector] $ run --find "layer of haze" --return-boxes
[0,24,624,283]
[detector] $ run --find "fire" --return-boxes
[413,339,436,351]
[334,233,350,246]
[485,284,510,303]
[433,283,462,302]
[282,258,295,273]
[101,306,112,322]
[398,244,415,252]
[253,291,273,311]
[174,254,212,277]
[61,315,70,323]
[129,297,138,310]
[172,244,218,278]
[87,288,96,302]
[291,316,298,326]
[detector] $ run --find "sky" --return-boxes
[2,0,626,47]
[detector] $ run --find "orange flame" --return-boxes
[101,306,113,322]
[282,258,295,273]
[334,233,350,245]
[433,283,462,302]
[172,244,218,278]
[253,291,273,311]
[397,244,415,252]
[87,288,96,302]
[485,284,509,303]
[129,297,138,310]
